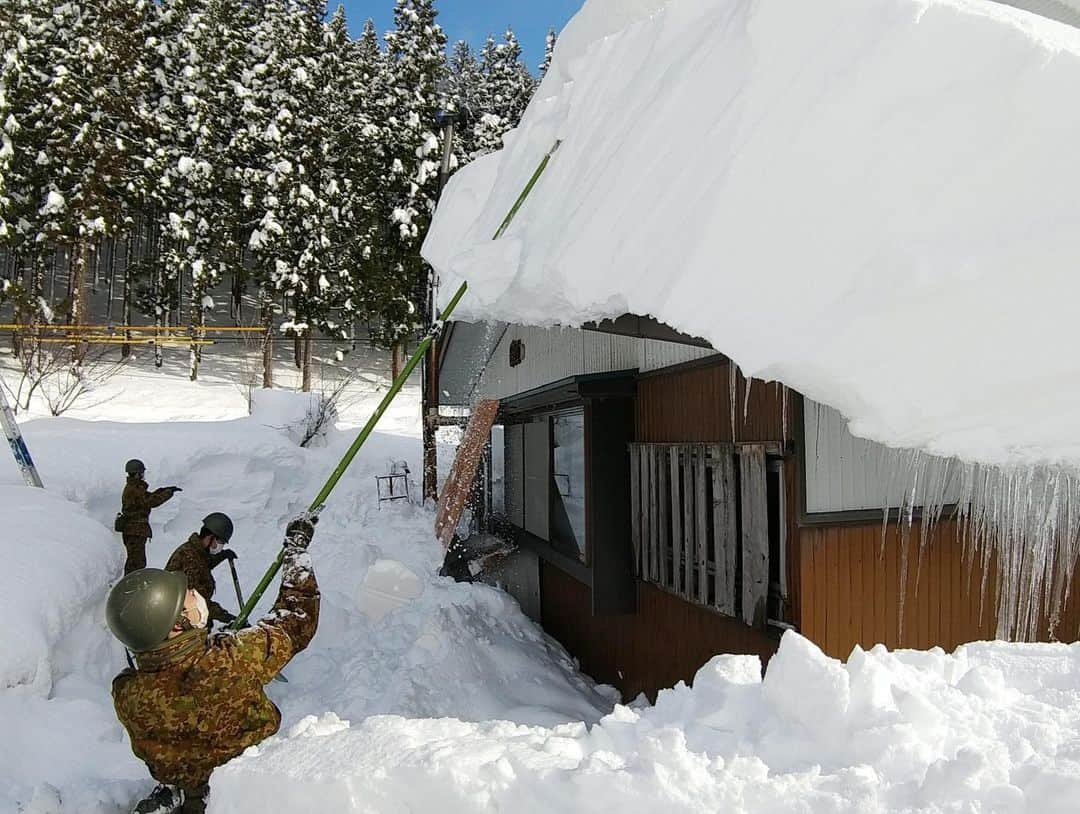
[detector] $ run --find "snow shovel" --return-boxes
[228,558,288,684]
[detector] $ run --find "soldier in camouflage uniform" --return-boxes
[108,516,319,814]
[120,459,181,575]
[164,512,238,626]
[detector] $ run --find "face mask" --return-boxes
[186,590,210,630]
[209,542,224,556]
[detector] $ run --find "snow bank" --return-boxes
[212,631,1080,813]
[424,0,1080,468]
[0,486,119,693]
[0,368,613,812]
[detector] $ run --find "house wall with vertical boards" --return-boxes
[797,519,1080,659]
[470,336,1080,699]
[537,357,793,701]
[796,396,1080,659]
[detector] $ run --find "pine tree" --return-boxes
[445,40,481,159]
[0,0,55,324]
[539,28,557,79]
[147,0,222,373]
[331,17,385,351]
[472,28,537,158]
[2,0,155,354]
[375,0,446,349]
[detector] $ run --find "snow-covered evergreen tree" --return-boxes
[539,28,557,78]
[375,0,446,348]
[445,40,481,159]
[2,0,155,342]
[472,28,537,158]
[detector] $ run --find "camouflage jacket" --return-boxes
[165,535,233,624]
[121,478,175,538]
[112,546,319,790]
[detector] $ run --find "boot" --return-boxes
[131,784,184,814]
[178,783,209,813]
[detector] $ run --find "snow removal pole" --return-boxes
[231,140,562,630]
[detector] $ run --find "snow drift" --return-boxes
[211,631,1080,813]
[0,373,612,813]
[424,0,1080,469]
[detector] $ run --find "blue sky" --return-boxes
[339,1,583,72]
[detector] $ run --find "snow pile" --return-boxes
[424,0,1080,469]
[213,631,1080,813]
[0,486,145,812]
[0,487,120,693]
[0,364,612,813]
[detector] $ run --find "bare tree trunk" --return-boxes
[153,223,165,369]
[69,240,89,368]
[293,334,302,369]
[106,235,117,324]
[301,332,312,392]
[392,342,405,380]
[261,292,273,389]
[90,242,99,294]
[154,261,164,368]
[189,298,204,382]
[122,228,134,358]
[231,271,243,324]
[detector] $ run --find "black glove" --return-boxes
[284,515,316,548]
[168,486,182,493]
[220,549,238,562]
[216,609,237,625]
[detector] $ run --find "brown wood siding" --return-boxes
[540,562,780,701]
[636,360,788,444]
[798,520,1080,658]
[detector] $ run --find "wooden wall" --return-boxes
[540,562,780,701]
[636,360,788,444]
[797,519,1080,659]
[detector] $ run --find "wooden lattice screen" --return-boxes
[629,442,770,626]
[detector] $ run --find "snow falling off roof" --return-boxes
[424,0,1080,471]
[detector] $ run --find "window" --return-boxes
[490,424,505,516]
[495,410,588,563]
[550,411,586,560]
[629,442,786,627]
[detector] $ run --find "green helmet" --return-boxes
[125,459,145,476]
[201,512,234,543]
[106,568,187,652]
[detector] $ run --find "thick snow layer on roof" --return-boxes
[424,0,1080,467]
[212,631,1080,813]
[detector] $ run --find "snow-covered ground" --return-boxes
[0,349,612,813]
[216,635,1080,814]
[424,0,1080,469]
[2,348,1080,813]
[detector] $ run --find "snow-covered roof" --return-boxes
[424,0,1080,469]
[997,0,1080,28]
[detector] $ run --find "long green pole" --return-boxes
[231,283,468,628]
[231,141,560,629]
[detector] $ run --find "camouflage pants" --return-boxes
[122,535,148,574]
[179,784,209,813]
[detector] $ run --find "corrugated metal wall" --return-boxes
[465,323,717,402]
[803,400,962,514]
[797,519,1080,658]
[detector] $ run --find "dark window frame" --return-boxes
[487,371,638,614]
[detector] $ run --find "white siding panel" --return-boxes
[641,338,716,372]
[804,400,963,514]
[472,322,719,401]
